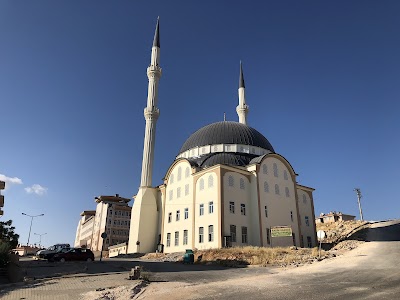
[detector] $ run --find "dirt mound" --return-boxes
[317,220,368,244]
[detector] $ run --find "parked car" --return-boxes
[52,248,95,262]
[47,247,72,261]
[36,243,70,259]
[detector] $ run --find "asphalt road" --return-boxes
[144,220,400,300]
[3,220,399,300]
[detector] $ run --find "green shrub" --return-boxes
[0,241,11,267]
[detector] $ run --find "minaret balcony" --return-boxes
[144,107,160,120]
[147,66,162,77]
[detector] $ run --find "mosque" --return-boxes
[127,20,317,254]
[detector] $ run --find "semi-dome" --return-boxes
[179,121,274,154]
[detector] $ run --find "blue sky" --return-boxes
[1,1,399,247]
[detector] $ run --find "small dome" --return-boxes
[200,153,255,168]
[179,121,274,154]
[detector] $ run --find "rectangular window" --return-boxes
[240,204,246,216]
[209,201,214,214]
[266,228,270,245]
[307,236,312,248]
[183,230,188,245]
[169,190,173,200]
[229,201,235,214]
[174,231,179,246]
[199,227,204,243]
[241,226,248,243]
[184,208,189,219]
[168,212,172,223]
[176,210,180,221]
[264,205,268,218]
[199,204,204,216]
[290,211,293,222]
[305,216,310,227]
[230,225,236,242]
[166,233,171,247]
[208,225,214,242]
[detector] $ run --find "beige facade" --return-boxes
[315,212,355,224]
[157,155,317,253]
[74,194,131,252]
[74,210,96,248]
[0,180,5,216]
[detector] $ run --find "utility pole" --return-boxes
[353,188,364,221]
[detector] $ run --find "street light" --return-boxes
[353,188,364,221]
[34,232,47,248]
[21,213,44,246]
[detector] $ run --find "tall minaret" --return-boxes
[236,61,249,125]
[140,18,162,187]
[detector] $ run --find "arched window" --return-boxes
[185,167,190,178]
[285,187,290,197]
[273,163,278,177]
[170,174,174,184]
[228,176,234,187]
[177,167,182,181]
[275,184,280,195]
[240,178,245,190]
[264,181,269,193]
[177,187,181,198]
[199,178,204,191]
[208,175,214,188]
[262,164,268,174]
[302,194,307,204]
[185,184,189,196]
[283,170,288,180]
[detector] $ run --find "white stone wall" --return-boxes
[257,156,300,247]
[193,172,219,250]
[223,171,252,246]
[163,161,196,253]
[297,188,317,247]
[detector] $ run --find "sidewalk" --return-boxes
[0,259,142,300]
[0,272,140,300]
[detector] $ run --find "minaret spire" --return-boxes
[153,17,160,48]
[239,61,245,88]
[236,61,249,125]
[140,18,162,187]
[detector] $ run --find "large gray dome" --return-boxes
[179,121,274,154]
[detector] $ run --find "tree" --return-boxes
[0,220,19,249]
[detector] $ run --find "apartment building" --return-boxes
[74,194,131,252]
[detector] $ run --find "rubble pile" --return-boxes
[317,220,368,244]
